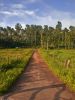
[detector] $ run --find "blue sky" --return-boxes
[0,0,75,28]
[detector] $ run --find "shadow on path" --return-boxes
[3,83,66,100]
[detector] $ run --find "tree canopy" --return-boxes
[0,21,75,49]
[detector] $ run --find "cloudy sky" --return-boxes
[0,0,75,28]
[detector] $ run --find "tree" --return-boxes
[63,28,69,49]
[55,21,62,49]
[15,23,22,34]
[48,27,54,48]
[43,25,49,50]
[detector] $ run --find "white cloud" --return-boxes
[0,22,6,27]
[0,11,19,16]
[25,10,35,15]
[31,15,74,29]
[0,9,36,17]
[34,15,57,27]
[50,10,75,28]
[11,4,24,9]
[32,9,75,28]
[0,11,11,15]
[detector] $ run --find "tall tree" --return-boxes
[55,21,62,49]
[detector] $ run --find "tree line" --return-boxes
[0,21,75,49]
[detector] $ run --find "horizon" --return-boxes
[0,0,75,28]
[0,22,72,30]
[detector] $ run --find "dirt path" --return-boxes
[0,51,75,100]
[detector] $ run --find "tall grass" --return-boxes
[39,49,75,92]
[0,48,33,95]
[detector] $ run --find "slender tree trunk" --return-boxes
[35,32,36,48]
[47,39,49,50]
[41,32,43,48]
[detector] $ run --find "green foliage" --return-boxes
[0,49,33,95]
[0,21,75,49]
[39,49,75,92]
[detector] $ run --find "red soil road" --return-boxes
[0,51,75,100]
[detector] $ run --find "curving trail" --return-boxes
[0,51,75,100]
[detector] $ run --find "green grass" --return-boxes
[0,48,33,95]
[39,49,75,92]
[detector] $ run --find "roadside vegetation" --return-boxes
[39,49,75,92]
[0,48,33,95]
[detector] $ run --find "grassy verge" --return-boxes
[39,49,75,92]
[0,48,33,95]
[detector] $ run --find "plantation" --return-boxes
[39,49,75,92]
[0,48,33,94]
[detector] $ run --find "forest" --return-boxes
[0,21,75,49]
